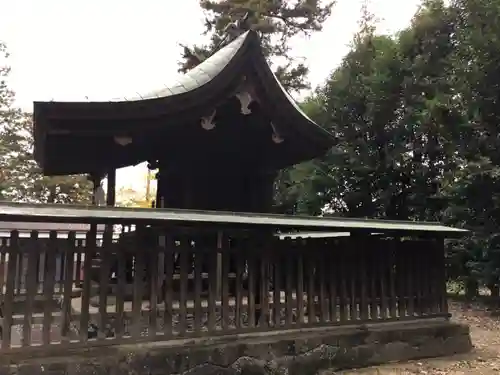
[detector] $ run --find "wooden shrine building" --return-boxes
[33,30,333,213]
[0,27,472,374]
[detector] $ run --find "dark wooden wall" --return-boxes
[156,167,276,213]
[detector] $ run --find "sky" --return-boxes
[0,0,421,200]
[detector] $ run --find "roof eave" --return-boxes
[33,32,255,123]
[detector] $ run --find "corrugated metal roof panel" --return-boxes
[277,232,385,239]
[0,203,468,237]
[0,221,105,232]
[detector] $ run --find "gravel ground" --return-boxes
[324,300,500,375]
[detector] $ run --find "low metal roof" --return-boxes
[0,202,468,237]
[277,232,385,239]
[0,221,105,232]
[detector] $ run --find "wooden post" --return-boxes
[158,198,165,287]
[155,170,163,209]
[89,173,103,206]
[106,169,116,207]
[437,237,449,316]
[105,168,116,247]
[217,231,223,301]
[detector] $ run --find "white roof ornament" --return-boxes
[270,122,284,144]
[114,136,133,146]
[201,109,217,130]
[235,91,253,115]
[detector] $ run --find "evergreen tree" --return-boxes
[180,0,335,92]
[440,0,500,295]
[293,0,460,220]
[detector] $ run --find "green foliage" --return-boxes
[441,0,500,289]
[294,0,458,221]
[0,41,92,204]
[273,96,332,215]
[284,0,500,291]
[180,0,335,92]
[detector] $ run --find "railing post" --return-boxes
[436,237,449,316]
[216,231,222,301]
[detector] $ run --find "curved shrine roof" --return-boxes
[33,31,335,175]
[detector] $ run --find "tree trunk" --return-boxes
[487,283,500,308]
[465,279,479,300]
[488,283,499,298]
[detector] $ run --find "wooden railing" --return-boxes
[0,222,449,352]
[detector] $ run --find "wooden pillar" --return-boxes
[217,231,223,301]
[88,172,102,283]
[155,168,166,209]
[103,169,116,247]
[91,178,98,206]
[106,169,116,207]
[89,173,104,206]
